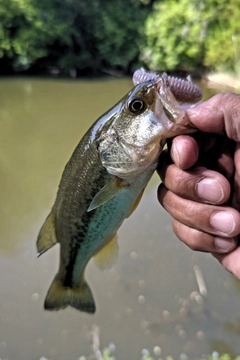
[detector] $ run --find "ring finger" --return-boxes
[172,219,237,253]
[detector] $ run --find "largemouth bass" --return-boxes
[37,69,202,313]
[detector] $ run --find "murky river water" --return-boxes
[0,76,240,360]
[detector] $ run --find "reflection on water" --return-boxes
[0,76,240,360]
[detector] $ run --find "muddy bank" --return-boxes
[202,72,240,91]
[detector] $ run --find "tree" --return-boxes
[0,0,64,71]
[0,0,153,75]
[141,0,240,73]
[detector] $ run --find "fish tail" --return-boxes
[44,275,96,314]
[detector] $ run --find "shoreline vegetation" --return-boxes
[1,0,240,86]
[1,70,239,93]
[38,350,240,360]
[37,325,240,360]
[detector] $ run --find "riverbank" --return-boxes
[202,72,240,91]
[1,68,239,92]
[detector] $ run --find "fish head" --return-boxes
[97,78,196,179]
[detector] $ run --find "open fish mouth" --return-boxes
[133,67,202,104]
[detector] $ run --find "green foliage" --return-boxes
[36,351,240,360]
[207,354,240,360]
[0,0,64,70]
[77,347,115,360]
[50,0,150,74]
[0,0,151,74]
[204,0,240,73]
[142,0,206,70]
[141,352,240,360]
[1,0,240,74]
[141,0,240,73]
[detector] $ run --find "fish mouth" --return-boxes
[133,67,202,104]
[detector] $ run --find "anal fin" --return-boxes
[94,233,119,270]
[37,212,57,256]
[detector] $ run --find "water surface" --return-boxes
[0,76,240,360]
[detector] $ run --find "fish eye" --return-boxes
[128,97,146,114]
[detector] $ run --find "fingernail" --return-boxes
[196,178,224,203]
[215,237,235,252]
[171,142,180,167]
[210,211,235,235]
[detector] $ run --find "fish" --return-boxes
[37,68,202,314]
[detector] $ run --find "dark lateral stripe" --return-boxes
[63,166,110,288]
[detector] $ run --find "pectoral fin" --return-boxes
[37,212,58,256]
[87,177,127,212]
[94,233,119,270]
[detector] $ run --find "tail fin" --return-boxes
[44,275,96,314]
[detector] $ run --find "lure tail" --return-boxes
[44,275,96,314]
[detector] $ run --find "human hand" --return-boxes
[157,92,240,278]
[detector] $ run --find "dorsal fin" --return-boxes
[94,233,119,270]
[87,177,127,212]
[37,212,58,256]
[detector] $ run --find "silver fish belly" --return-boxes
[37,71,202,313]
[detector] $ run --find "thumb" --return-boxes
[186,93,240,141]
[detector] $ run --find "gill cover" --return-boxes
[97,81,167,179]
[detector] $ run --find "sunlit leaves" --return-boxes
[141,0,240,73]
[0,0,151,74]
[1,0,240,74]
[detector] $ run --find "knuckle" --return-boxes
[173,219,213,252]
[168,166,191,194]
[172,220,201,251]
[186,237,202,251]
[220,93,240,141]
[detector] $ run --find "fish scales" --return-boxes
[37,70,202,313]
[52,116,115,284]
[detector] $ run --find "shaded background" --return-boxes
[0,0,240,77]
[1,1,240,360]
